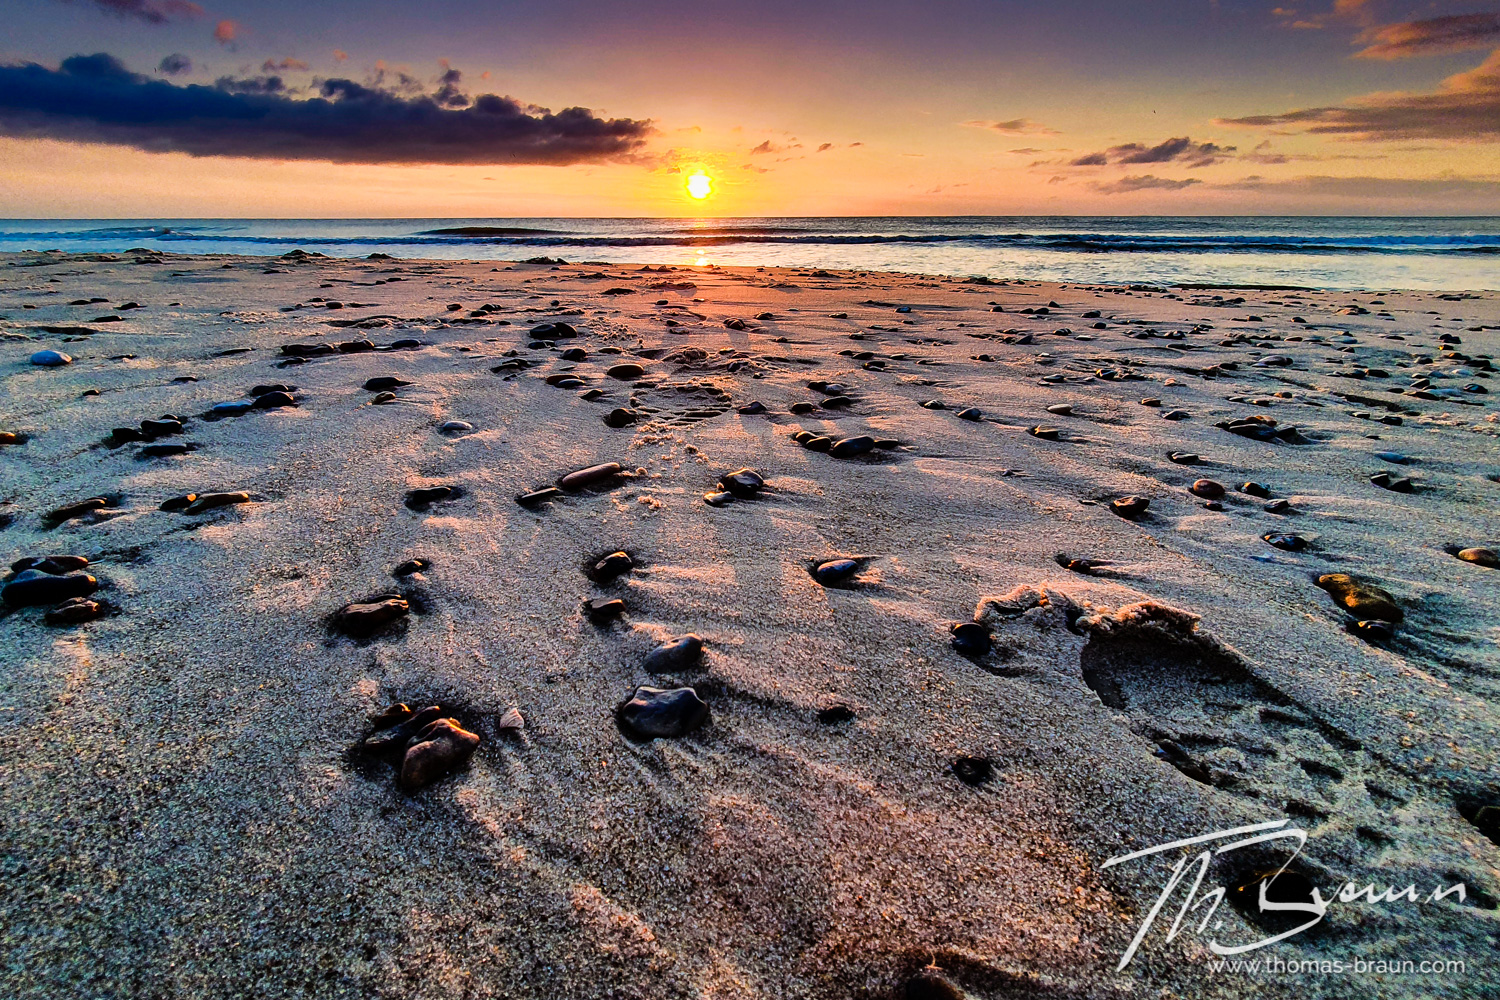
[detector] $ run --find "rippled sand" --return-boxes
[1,251,1497,1000]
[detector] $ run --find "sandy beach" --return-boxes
[2,249,1497,1000]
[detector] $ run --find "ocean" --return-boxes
[3,216,1498,290]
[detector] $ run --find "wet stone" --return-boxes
[252,391,295,409]
[45,596,105,625]
[802,435,832,452]
[31,350,72,367]
[951,622,992,656]
[1109,495,1150,518]
[400,718,481,791]
[718,468,765,498]
[814,559,858,586]
[210,400,254,418]
[159,493,197,511]
[606,363,645,380]
[617,685,709,739]
[830,435,874,458]
[584,597,626,624]
[642,634,704,673]
[1456,547,1498,568]
[335,596,410,636]
[592,551,634,582]
[3,569,99,607]
[1190,479,1225,499]
[1317,573,1403,623]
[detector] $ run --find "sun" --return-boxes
[685,171,714,200]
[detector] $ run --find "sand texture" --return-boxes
[1,250,1498,1000]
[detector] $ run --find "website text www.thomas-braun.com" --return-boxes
[1208,955,1469,978]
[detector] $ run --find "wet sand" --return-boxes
[1,250,1497,1000]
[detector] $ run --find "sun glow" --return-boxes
[685,171,714,200]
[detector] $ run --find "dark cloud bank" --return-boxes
[0,53,653,164]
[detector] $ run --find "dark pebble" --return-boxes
[1264,499,1292,513]
[606,363,645,380]
[617,685,709,739]
[951,622,992,656]
[531,322,578,339]
[43,498,110,525]
[401,718,481,791]
[814,559,858,586]
[3,569,98,606]
[955,407,982,421]
[393,558,428,577]
[592,551,634,582]
[1317,573,1402,623]
[335,596,410,635]
[952,756,993,786]
[830,436,874,458]
[405,486,459,510]
[45,596,105,625]
[249,384,293,396]
[1109,495,1150,518]
[1168,452,1199,464]
[438,420,473,435]
[1263,532,1307,551]
[738,401,766,415]
[517,487,563,506]
[363,376,412,392]
[604,408,638,428]
[1241,482,1273,498]
[718,468,765,498]
[584,597,626,623]
[1456,547,1498,568]
[802,435,832,452]
[183,491,250,514]
[159,493,197,511]
[790,401,817,415]
[253,391,295,409]
[11,554,89,573]
[558,462,623,491]
[642,634,704,673]
[1189,479,1225,499]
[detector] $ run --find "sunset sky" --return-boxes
[2,0,1499,216]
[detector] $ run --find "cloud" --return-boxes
[1070,136,1234,168]
[1354,13,1500,60]
[1217,47,1500,141]
[65,0,202,24]
[0,53,655,165]
[213,19,239,44]
[263,58,310,73]
[1217,173,1500,198]
[960,118,1057,135]
[158,53,192,76]
[333,50,349,62]
[1092,174,1203,193]
[749,140,776,154]
[817,142,833,152]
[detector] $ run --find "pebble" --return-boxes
[393,558,428,577]
[642,634,704,673]
[790,401,817,415]
[703,491,733,507]
[30,350,72,366]
[1370,472,1414,493]
[1317,573,1403,623]
[1168,452,1200,465]
[438,420,473,435]
[1110,495,1150,518]
[399,717,481,790]
[517,487,563,506]
[1241,482,1273,498]
[1162,409,1190,421]
[405,486,458,509]
[592,551,634,582]
[617,685,709,739]
[1264,499,1292,513]
[363,376,412,391]
[371,391,397,405]
[2,568,99,606]
[0,432,21,446]
[1140,397,1162,407]
[606,363,645,380]
[363,705,441,753]
[183,491,250,514]
[559,462,623,491]
[335,596,410,635]
[1189,479,1225,499]
[160,493,197,511]
[531,321,578,340]
[45,596,105,625]
[209,400,254,417]
[1373,451,1410,464]
[952,756,994,786]
[252,390,295,409]
[950,622,992,656]
[603,408,638,428]
[1046,403,1073,415]
[584,597,626,623]
[11,555,89,573]
[43,498,110,525]
[1264,532,1308,551]
[920,400,945,410]
[955,407,982,421]
[830,435,874,458]
[1029,426,1060,440]
[814,559,859,586]
[718,468,765,498]
[737,401,766,415]
[1456,547,1498,568]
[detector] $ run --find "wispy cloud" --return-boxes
[1354,13,1500,60]
[213,19,238,44]
[1069,136,1234,168]
[62,0,202,24]
[1218,47,1500,141]
[0,53,654,165]
[157,53,192,76]
[960,118,1057,136]
[1093,174,1202,193]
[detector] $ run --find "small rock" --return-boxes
[592,551,634,582]
[1162,409,1190,421]
[830,436,874,458]
[718,468,765,498]
[603,408,638,428]
[790,401,817,415]
[438,420,473,435]
[1456,547,1498,568]
[393,558,428,577]
[1029,426,1060,440]
[703,491,733,507]
[400,718,481,790]
[955,407,982,421]
[952,756,993,786]
[209,400,254,418]
[1140,397,1162,407]
[814,559,858,586]
[1189,479,1225,499]
[371,391,397,405]
[335,596,410,635]
[30,350,72,367]
[43,498,111,525]
[1351,619,1395,641]
[1264,499,1292,513]
[606,363,645,380]
[252,391,295,409]
[3,569,98,606]
[363,376,412,391]
[559,462,623,491]
[45,596,105,625]
[1241,482,1273,499]
[642,634,704,673]
[1370,472,1414,493]
[183,491,250,515]
[1109,495,1150,518]
[1168,452,1200,465]
[1317,573,1402,623]
[951,622,991,656]
[617,685,709,739]
[584,597,626,623]
[1264,533,1307,551]
[737,401,766,415]
[1046,404,1073,415]
[11,555,89,573]
[517,487,563,506]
